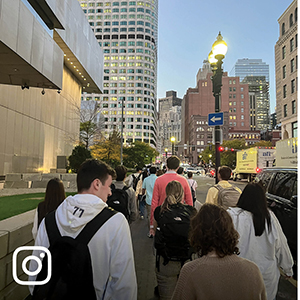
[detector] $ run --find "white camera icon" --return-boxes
[12,246,52,286]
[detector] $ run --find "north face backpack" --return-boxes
[214,184,241,210]
[154,204,196,267]
[107,184,130,220]
[32,207,116,300]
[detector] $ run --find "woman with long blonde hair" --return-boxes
[154,180,196,300]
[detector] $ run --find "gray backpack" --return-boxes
[214,184,240,210]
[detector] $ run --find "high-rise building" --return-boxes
[230,59,270,82]
[242,76,270,131]
[79,0,158,147]
[158,91,182,154]
[275,0,298,139]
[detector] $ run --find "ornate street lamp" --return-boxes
[170,136,176,155]
[208,32,227,184]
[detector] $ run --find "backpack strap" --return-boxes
[45,210,61,246]
[213,184,224,206]
[122,185,130,191]
[76,207,116,245]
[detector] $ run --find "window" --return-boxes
[292,121,298,137]
[290,13,294,27]
[284,104,287,117]
[241,94,244,99]
[269,172,297,200]
[283,84,287,98]
[292,100,296,114]
[283,65,286,78]
[282,46,286,59]
[241,87,244,92]
[241,101,244,106]
[291,79,295,93]
[290,38,294,52]
[291,59,295,73]
[282,22,285,35]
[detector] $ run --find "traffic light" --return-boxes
[231,148,235,152]
[219,146,224,152]
[192,146,195,151]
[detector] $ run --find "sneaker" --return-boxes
[147,233,153,238]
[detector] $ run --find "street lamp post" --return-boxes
[208,32,227,184]
[170,136,175,155]
[165,148,168,160]
[120,97,124,165]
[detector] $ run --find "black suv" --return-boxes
[255,167,297,278]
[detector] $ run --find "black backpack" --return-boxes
[32,207,116,300]
[154,204,196,268]
[107,184,130,220]
[132,173,141,191]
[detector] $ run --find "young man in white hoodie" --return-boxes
[29,159,137,300]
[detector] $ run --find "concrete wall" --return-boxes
[0,66,81,176]
[0,210,35,300]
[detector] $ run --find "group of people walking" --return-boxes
[29,156,293,300]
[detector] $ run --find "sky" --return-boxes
[157,0,294,114]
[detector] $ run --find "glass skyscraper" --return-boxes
[230,58,269,82]
[79,0,158,147]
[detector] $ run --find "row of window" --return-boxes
[229,108,244,113]
[229,122,244,127]
[102,96,154,103]
[94,20,153,26]
[229,101,244,106]
[81,2,155,7]
[96,27,154,33]
[281,8,298,36]
[102,110,154,116]
[282,34,298,58]
[104,82,154,88]
[103,103,153,108]
[87,13,155,23]
[105,116,154,123]
[86,7,153,13]
[283,78,297,98]
[96,34,155,42]
[104,73,155,81]
[103,89,154,95]
[104,67,154,73]
[104,55,154,61]
[86,9,155,17]
[282,57,298,78]
[283,100,297,117]
[103,49,152,54]
[229,115,244,120]
[102,40,152,47]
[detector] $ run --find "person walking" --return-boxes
[205,166,241,210]
[141,166,157,237]
[171,204,267,300]
[154,180,196,300]
[32,178,66,240]
[29,159,137,300]
[227,183,293,300]
[136,169,148,219]
[149,156,193,237]
[187,171,197,205]
[109,165,138,224]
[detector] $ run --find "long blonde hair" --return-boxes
[160,180,184,213]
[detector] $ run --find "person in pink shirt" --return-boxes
[149,156,193,236]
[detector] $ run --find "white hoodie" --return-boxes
[29,194,137,300]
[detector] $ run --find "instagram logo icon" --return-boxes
[12,246,52,285]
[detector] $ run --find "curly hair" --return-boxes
[189,204,239,257]
[160,180,183,213]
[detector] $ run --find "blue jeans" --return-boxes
[139,195,146,217]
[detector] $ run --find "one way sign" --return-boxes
[208,112,224,126]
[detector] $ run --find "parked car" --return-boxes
[184,167,203,175]
[255,167,297,279]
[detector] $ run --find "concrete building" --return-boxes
[242,76,270,131]
[0,0,103,176]
[79,0,158,147]
[230,58,270,82]
[158,91,182,154]
[275,0,298,139]
[181,61,250,158]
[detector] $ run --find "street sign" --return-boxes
[208,112,224,126]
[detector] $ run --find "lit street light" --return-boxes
[208,32,227,184]
[170,136,175,155]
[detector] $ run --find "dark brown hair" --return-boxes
[189,204,239,257]
[38,178,66,226]
[166,156,180,170]
[218,166,232,180]
[115,165,127,181]
[237,183,271,236]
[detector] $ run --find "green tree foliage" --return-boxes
[90,129,122,168]
[123,141,159,168]
[251,140,273,148]
[68,145,92,173]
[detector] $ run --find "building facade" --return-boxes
[181,62,250,156]
[0,0,103,176]
[275,0,298,139]
[242,76,270,131]
[158,91,182,154]
[79,0,158,147]
[230,58,270,82]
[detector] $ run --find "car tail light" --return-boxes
[256,167,261,173]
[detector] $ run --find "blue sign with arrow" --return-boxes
[208,112,224,126]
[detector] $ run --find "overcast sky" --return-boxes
[157,0,293,114]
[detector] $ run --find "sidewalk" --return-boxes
[130,218,159,300]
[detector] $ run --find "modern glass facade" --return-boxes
[230,59,270,82]
[79,0,158,147]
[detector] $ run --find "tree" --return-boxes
[251,140,273,148]
[90,129,122,168]
[123,141,159,168]
[68,145,92,173]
